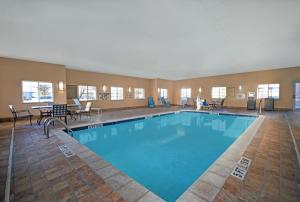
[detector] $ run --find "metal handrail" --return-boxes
[258,99,262,114]
[43,117,73,138]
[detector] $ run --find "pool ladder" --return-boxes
[43,117,73,138]
[257,99,263,115]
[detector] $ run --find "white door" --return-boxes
[293,81,300,110]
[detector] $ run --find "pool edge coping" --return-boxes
[176,113,265,202]
[52,110,263,202]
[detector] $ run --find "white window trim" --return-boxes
[22,80,54,103]
[211,87,226,99]
[257,83,280,99]
[181,88,192,99]
[111,86,124,101]
[134,88,145,99]
[78,85,97,101]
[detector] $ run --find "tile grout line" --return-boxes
[4,127,14,202]
[284,114,300,167]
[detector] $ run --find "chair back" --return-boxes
[181,97,188,106]
[9,105,17,118]
[73,98,82,110]
[84,102,92,112]
[220,99,225,107]
[160,97,167,105]
[52,104,67,117]
[148,97,155,108]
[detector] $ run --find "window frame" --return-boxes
[22,80,54,103]
[111,86,124,101]
[134,88,145,99]
[180,88,192,99]
[78,85,97,101]
[257,83,280,99]
[211,87,226,99]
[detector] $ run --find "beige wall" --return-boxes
[150,79,174,105]
[1,56,299,119]
[66,69,152,109]
[0,57,67,118]
[173,67,300,109]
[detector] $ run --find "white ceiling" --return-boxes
[0,0,300,80]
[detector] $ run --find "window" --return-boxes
[111,87,124,100]
[134,88,145,99]
[22,81,53,103]
[181,88,191,98]
[160,88,168,98]
[212,87,226,99]
[257,84,280,99]
[78,85,97,101]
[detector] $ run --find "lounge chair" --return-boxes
[9,105,33,128]
[76,102,93,119]
[160,97,171,107]
[68,98,83,119]
[73,98,82,110]
[218,99,225,109]
[148,97,155,108]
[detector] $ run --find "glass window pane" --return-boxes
[111,87,123,100]
[38,82,53,102]
[134,88,145,99]
[212,87,226,99]
[181,88,191,98]
[87,86,97,100]
[78,85,96,101]
[160,89,168,98]
[22,81,39,103]
[78,85,88,101]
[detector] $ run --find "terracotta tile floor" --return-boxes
[0,107,299,202]
[214,112,300,202]
[0,125,11,201]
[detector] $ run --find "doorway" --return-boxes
[293,81,300,110]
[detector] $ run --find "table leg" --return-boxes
[37,111,43,125]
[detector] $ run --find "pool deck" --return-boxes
[1,107,300,202]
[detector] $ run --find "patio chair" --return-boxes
[52,104,68,124]
[148,97,155,108]
[201,100,211,110]
[181,97,188,108]
[160,97,171,107]
[9,105,33,128]
[219,99,225,109]
[37,102,53,125]
[68,98,83,119]
[76,102,93,119]
[73,98,82,110]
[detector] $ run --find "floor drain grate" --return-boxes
[58,144,74,158]
[231,157,251,180]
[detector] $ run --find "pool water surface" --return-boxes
[72,112,255,201]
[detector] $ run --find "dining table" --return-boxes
[31,104,79,125]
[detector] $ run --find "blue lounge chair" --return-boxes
[160,97,171,107]
[148,96,155,108]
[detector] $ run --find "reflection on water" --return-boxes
[72,112,256,202]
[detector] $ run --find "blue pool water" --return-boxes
[72,112,255,201]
